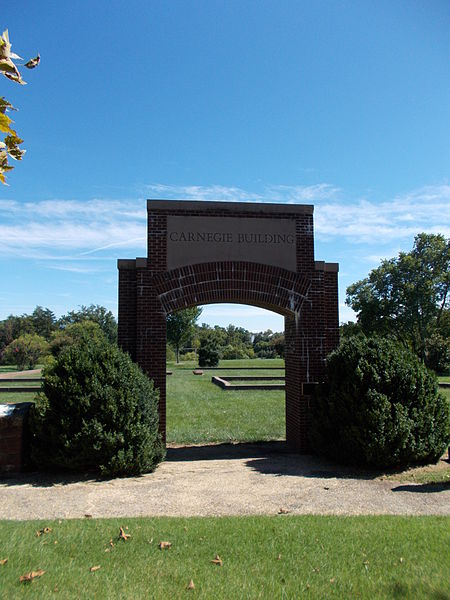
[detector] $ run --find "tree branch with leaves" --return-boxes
[0,29,39,184]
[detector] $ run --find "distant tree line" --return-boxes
[167,315,285,364]
[0,305,117,369]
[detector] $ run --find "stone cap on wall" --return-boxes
[117,258,147,270]
[147,199,314,214]
[315,261,339,272]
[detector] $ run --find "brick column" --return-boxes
[285,315,311,452]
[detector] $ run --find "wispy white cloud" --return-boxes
[314,185,450,243]
[145,183,263,202]
[0,184,448,262]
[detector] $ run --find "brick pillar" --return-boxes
[117,260,137,361]
[0,403,32,474]
[135,262,167,442]
[285,315,310,452]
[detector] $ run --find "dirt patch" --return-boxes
[1,442,449,520]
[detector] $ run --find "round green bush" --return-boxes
[29,336,165,477]
[310,336,449,468]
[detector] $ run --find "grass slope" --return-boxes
[0,516,448,599]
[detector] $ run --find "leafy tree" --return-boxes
[0,314,34,356]
[346,233,449,369]
[0,29,39,184]
[310,336,449,468]
[29,334,164,477]
[166,307,202,363]
[49,321,106,357]
[3,333,48,370]
[30,306,57,340]
[58,304,118,344]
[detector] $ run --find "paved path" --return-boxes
[0,369,41,379]
[1,443,449,520]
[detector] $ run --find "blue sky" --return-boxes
[1,1,449,331]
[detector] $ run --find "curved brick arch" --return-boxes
[118,200,339,453]
[152,262,311,316]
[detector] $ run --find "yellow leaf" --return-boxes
[0,558,8,565]
[90,565,101,572]
[211,554,223,566]
[187,579,195,590]
[0,111,15,134]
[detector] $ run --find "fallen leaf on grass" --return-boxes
[118,527,131,541]
[36,527,52,537]
[211,555,223,566]
[20,569,45,583]
[187,579,195,589]
[278,508,290,514]
[399,557,404,564]
[159,541,172,550]
[109,538,115,547]
[330,578,336,584]
[0,558,8,565]
[277,554,282,560]
[90,565,101,572]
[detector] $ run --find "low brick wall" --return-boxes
[0,403,33,475]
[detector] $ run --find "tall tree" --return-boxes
[30,306,57,340]
[166,307,202,363]
[58,305,118,344]
[346,233,449,368]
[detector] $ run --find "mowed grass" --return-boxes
[0,516,448,600]
[166,362,285,444]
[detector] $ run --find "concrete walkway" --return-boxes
[1,443,449,520]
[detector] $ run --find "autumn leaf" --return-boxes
[19,569,45,583]
[211,554,223,566]
[187,579,195,590]
[118,526,131,541]
[90,565,101,572]
[24,54,40,69]
[0,558,8,566]
[36,527,52,537]
[159,541,172,550]
[278,508,290,514]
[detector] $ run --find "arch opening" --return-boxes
[166,303,286,447]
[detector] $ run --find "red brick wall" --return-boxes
[118,200,339,451]
[0,403,32,474]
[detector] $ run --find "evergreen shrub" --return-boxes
[198,337,220,367]
[29,336,164,477]
[310,336,449,468]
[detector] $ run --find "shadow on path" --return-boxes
[391,482,450,493]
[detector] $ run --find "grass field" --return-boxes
[166,361,285,444]
[0,515,448,599]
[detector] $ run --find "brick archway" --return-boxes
[118,200,339,452]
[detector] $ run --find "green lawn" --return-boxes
[166,364,285,444]
[0,516,448,599]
